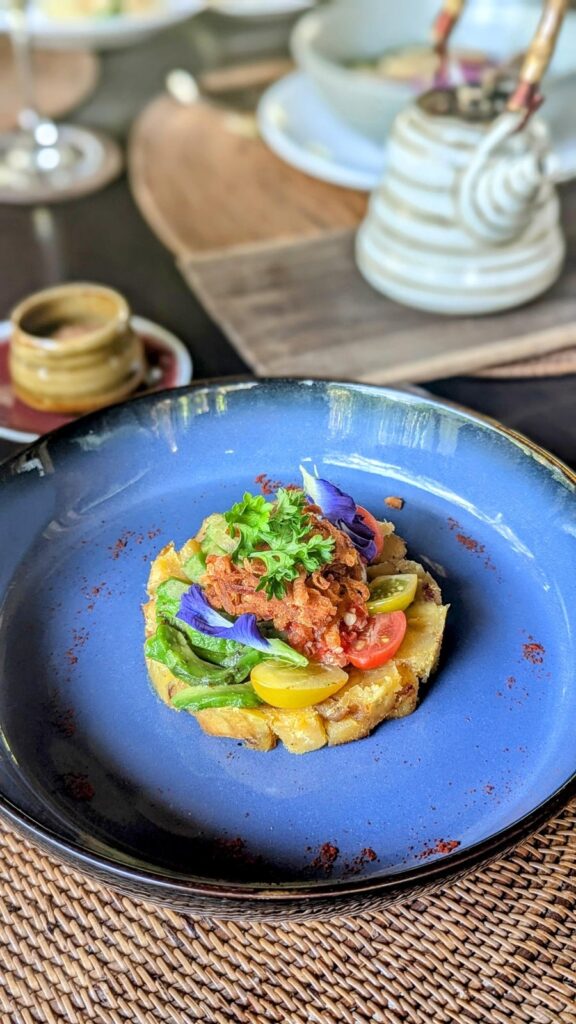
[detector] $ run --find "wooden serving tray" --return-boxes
[129,90,576,383]
[129,94,365,257]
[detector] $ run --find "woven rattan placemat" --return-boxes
[1,799,574,1023]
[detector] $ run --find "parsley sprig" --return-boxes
[223,488,334,598]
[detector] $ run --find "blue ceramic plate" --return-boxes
[0,380,574,918]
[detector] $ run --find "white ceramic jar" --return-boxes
[356,89,565,315]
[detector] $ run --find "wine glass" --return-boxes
[0,0,121,204]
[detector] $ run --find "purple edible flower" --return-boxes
[300,465,378,562]
[178,585,307,665]
[179,585,272,650]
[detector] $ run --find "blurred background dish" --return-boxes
[290,0,576,142]
[345,43,497,88]
[42,0,161,15]
[0,0,205,204]
[257,69,576,191]
[208,0,313,19]
[0,0,206,49]
[257,70,386,190]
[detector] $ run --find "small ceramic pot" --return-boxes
[9,283,146,414]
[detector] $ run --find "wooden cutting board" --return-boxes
[129,92,576,383]
[128,93,366,257]
[181,229,576,384]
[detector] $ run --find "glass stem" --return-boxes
[8,1,42,135]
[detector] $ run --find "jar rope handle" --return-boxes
[431,0,568,123]
[508,0,569,117]
[431,0,466,56]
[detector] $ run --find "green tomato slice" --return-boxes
[367,573,418,614]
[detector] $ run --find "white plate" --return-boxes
[0,0,205,50]
[0,315,193,443]
[208,0,312,17]
[258,71,386,190]
[258,71,576,192]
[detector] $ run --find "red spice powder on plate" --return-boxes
[522,640,545,664]
[343,847,379,876]
[447,516,484,552]
[418,838,460,860]
[62,773,95,801]
[254,473,280,496]
[311,843,340,874]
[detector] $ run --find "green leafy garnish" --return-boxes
[145,625,233,685]
[172,683,263,711]
[220,488,334,598]
[155,578,264,679]
[183,549,207,582]
[224,492,271,558]
[156,579,242,658]
[252,535,335,599]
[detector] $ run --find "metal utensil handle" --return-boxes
[508,0,569,114]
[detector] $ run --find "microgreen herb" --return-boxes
[222,488,334,598]
[224,493,271,560]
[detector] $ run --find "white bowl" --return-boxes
[208,0,313,18]
[0,0,205,50]
[291,0,576,142]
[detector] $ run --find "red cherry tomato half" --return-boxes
[345,611,407,670]
[356,505,384,561]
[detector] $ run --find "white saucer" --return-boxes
[0,0,205,50]
[258,72,386,191]
[209,0,312,17]
[258,71,576,192]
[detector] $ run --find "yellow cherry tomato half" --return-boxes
[250,660,348,709]
[367,573,418,614]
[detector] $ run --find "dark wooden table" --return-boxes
[1,12,575,467]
